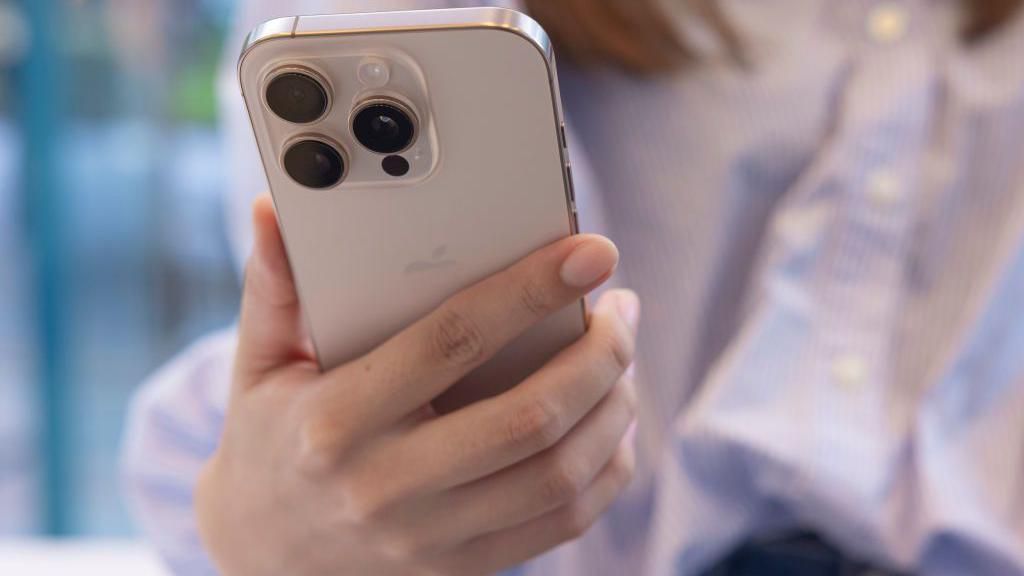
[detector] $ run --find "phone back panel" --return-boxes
[239,9,584,410]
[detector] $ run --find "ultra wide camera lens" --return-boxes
[284,140,345,189]
[266,72,329,124]
[352,100,416,154]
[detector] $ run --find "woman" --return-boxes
[123,1,1024,575]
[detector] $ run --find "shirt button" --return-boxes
[776,210,819,250]
[867,3,910,44]
[866,168,902,206]
[832,353,868,389]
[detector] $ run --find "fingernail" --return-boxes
[560,237,618,288]
[617,291,640,334]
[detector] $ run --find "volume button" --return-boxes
[565,162,576,202]
[559,122,568,149]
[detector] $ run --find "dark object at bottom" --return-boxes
[701,531,913,576]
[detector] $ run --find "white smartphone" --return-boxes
[239,7,584,411]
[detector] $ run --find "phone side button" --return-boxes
[572,209,580,233]
[560,122,568,149]
[566,163,576,202]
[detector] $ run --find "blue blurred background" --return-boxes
[1,0,240,536]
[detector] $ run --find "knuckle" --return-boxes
[503,398,563,452]
[341,497,385,526]
[595,325,635,375]
[517,277,554,317]
[431,308,487,368]
[297,416,349,475]
[561,502,598,541]
[339,481,392,525]
[539,454,591,505]
[609,448,636,492]
[616,379,639,421]
[381,532,433,562]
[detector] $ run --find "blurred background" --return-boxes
[1,0,240,539]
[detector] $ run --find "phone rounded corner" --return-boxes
[238,17,298,78]
[481,8,557,70]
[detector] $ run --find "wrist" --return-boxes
[195,456,269,576]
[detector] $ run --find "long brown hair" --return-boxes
[524,0,1024,74]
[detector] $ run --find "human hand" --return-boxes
[195,194,640,576]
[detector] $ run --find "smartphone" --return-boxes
[239,7,584,412]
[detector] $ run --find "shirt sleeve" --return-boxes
[121,328,236,576]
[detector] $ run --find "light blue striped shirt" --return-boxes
[123,1,1024,574]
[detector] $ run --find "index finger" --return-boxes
[321,234,619,428]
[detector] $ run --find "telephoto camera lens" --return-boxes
[352,100,416,154]
[284,140,345,189]
[266,72,329,124]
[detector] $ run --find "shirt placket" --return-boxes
[808,0,937,491]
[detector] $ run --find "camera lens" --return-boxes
[352,100,416,154]
[284,140,345,189]
[266,71,329,124]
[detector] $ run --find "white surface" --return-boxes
[0,540,169,576]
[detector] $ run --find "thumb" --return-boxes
[234,193,311,386]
